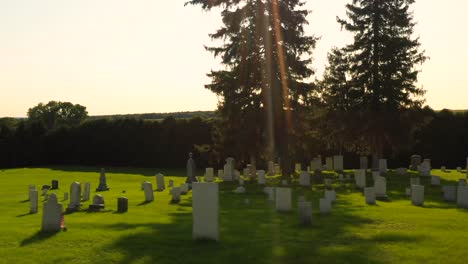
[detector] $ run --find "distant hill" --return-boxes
[89,111,215,120]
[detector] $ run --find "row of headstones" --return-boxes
[296,156,390,173]
[141,175,190,203]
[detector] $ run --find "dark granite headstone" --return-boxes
[117,197,128,213]
[41,185,51,190]
[51,180,59,190]
[96,168,110,191]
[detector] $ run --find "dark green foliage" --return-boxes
[27,101,88,130]
[89,111,215,121]
[186,0,318,176]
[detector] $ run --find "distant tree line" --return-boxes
[0,103,467,169]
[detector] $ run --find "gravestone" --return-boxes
[28,185,36,201]
[42,188,48,196]
[63,192,68,201]
[223,157,235,181]
[192,183,219,241]
[354,169,366,189]
[311,157,321,171]
[420,160,431,176]
[257,170,266,185]
[41,185,51,191]
[171,187,181,202]
[410,155,422,171]
[431,176,441,186]
[67,182,81,212]
[142,181,154,202]
[168,179,174,188]
[372,171,380,181]
[238,177,244,186]
[156,173,165,191]
[457,186,468,209]
[364,187,376,205]
[275,187,292,212]
[96,168,110,191]
[42,193,63,232]
[274,164,281,175]
[411,185,424,206]
[325,190,336,203]
[51,180,59,190]
[319,198,331,214]
[117,197,128,213]
[441,166,447,172]
[267,161,275,176]
[82,182,91,201]
[324,178,332,188]
[233,186,246,194]
[333,155,344,171]
[247,164,256,179]
[360,156,368,170]
[456,167,462,173]
[379,159,388,174]
[205,168,214,182]
[459,179,466,186]
[295,163,302,172]
[442,186,456,202]
[30,189,38,214]
[325,157,333,171]
[298,202,312,225]
[374,176,387,200]
[264,187,275,201]
[218,170,224,180]
[89,194,105,211]
[410,177,420,186]
[180,184,189,194]
[299,171,311,187]
[186,153,198,184]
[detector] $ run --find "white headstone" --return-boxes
[457,186,468,209]
[333,155,344,171]
[223,157,235,181]
[325,190,336,203]
[354,169,366,189]
[374,176,387,198]
[82,182,91,201]
[378,159,388,174]
[67,182,81,211]
[420,160,431,176]
[171,187,181,202]
[325,157,333,171]
[204,168,214,182]
[372,171,380,181]
[233,186,246,194]
[275,187,292,212]
[364,187,375,205]
[319,198,331,214]
[257,170,266,185]
[456,167,462,173]
[441,166,447,172]
[30,189,38,213]
[411,185,424,206]
[431,176,441,186]
[63,192,68,201]
[142,181,154,202]
[299,171,311,186]
[311,157,321,171]
[156,173,165,191]
[180,183,189,194]
[41,193,62,232]
[192,183,219,241]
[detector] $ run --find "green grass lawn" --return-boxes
[0,166,467,264]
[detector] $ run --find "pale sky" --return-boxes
[1,0,467,117]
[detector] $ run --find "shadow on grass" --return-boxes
[20,231,59,247]
[19,199,29,203]
[97,183,425,264]
[137,201,153,206]
[16,212,34,217]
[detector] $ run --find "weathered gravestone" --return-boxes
[82,182,91,201]
[42,193,62,233]
[204,168,214,183]
[410,155,422,171]
[275,187,292,212]
[30,189,39,214]
[168,179,174,188]
[223,157,235,181]
[360,156,368,170]
[319,198,332,214]
[325,190,336,203]
[51,180,59,190]
[298,202,312,225]
[67,182,81,212]
[156,173,165,191]
[431,176,441,186]
[379,159,388,174]
[142,182,154,202]
[117,197,128,213]
[28,185,36,201]
[257,170,266,185]
[233,186,246,194]
[456,167,462,173]
[420,160,431,176]
[411,185,424,206]
[180,184,189,194]
[96,168,109,191]
[299,171,311,187]
[354,169,366,189]
[333,155,344,171]
[192,183,219,241]
[171,187,181,202]
[186,153,198,184]
[63,192,68,201]
[89,194,105,211]
[442,186,456,202]
[374,176,388,200]
[311,157,321,171]
[325,157,333,171]
[441,166,447,172]
[364,187,376,205]
[457,186,468,209]
[372,171,380,182]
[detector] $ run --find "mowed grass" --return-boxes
[0,166,467,264]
